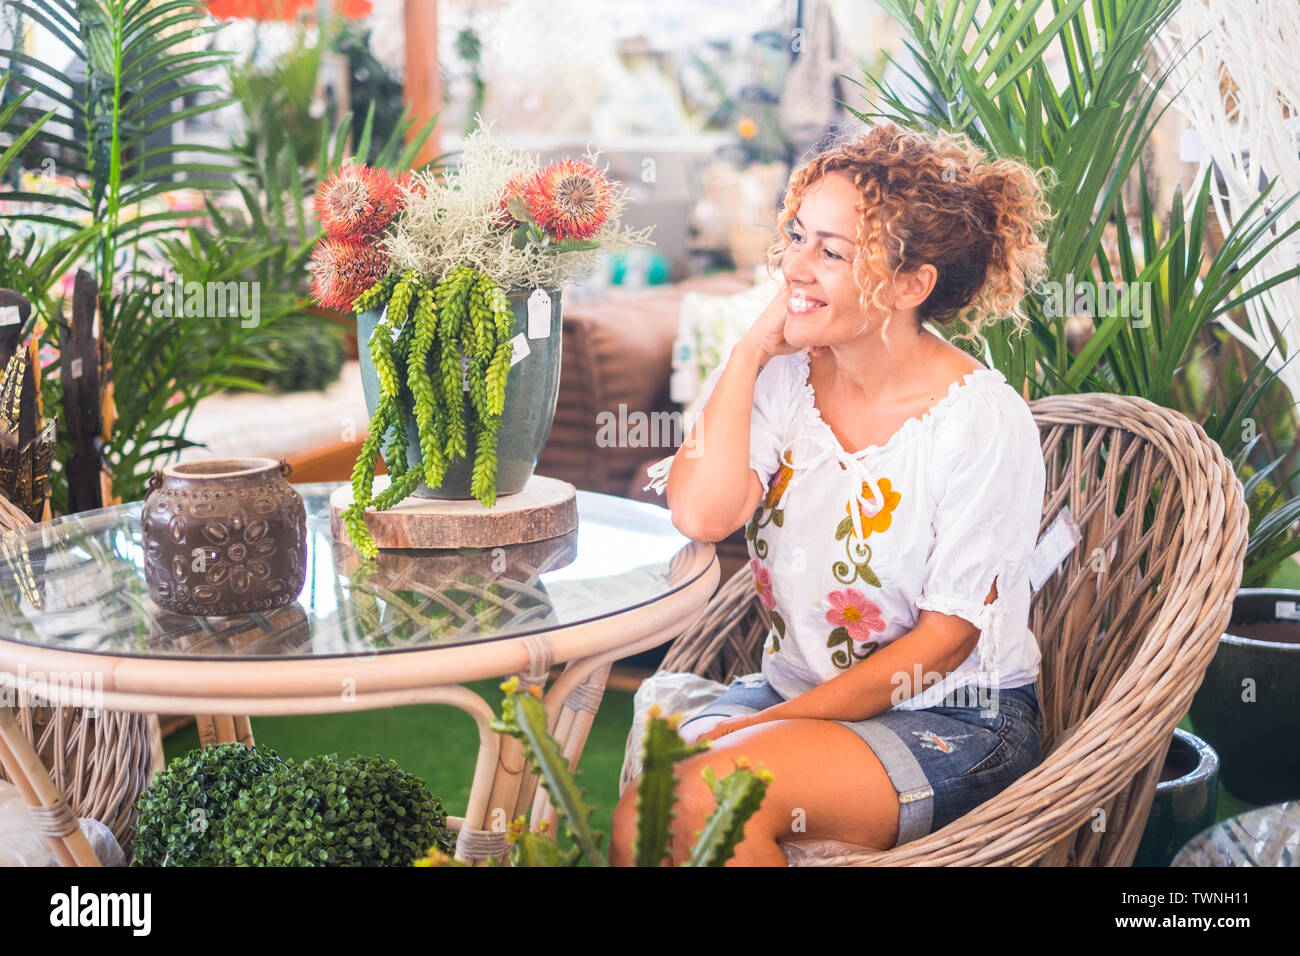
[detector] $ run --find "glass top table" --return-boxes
[0,482,719,866]
[0,483,715,660]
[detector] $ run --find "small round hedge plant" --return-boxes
[211,753,456,866]
[132,742,288,866]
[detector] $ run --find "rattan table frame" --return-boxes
[0,543,719,866]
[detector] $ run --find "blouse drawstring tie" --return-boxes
[774,437,887,541]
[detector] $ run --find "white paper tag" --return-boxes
[1027,507,1082,592]
[459,356,470,391]
[0,305,20,327]
[377,304,400,342]
[70,357,84,380]
[1276,600,1300,622]
[509,332,530,367]
[527,288,551,339]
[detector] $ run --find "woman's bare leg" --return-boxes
[611,717,900,866]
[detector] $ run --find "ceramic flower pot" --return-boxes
[141,458,307,616]
[1133,728,1219,867]
[356,287,564,500]
[1188,588,1300,804]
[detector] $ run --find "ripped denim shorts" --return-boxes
[678,673,1044,848]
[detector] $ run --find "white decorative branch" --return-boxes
[1148,0,1300,402]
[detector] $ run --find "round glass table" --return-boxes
[0,483,718,865]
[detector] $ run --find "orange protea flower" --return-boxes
[315,164,403,240]
[521,158,614,241]
[845,476,901,538]
[763,449,795,510]
[310,237,390,312]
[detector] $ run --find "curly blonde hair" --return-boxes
[766,121,1056,347]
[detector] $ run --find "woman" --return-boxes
[611,122,1056,866]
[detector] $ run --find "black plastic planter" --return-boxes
[356,288,564,500]
[1188,588,1300,805]
[1133,728,1219,867]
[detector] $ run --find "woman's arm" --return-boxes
[664,288,794,542]
[701,581,998,737]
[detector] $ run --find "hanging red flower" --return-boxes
[314,164,402,240]
[310,238,390,312]
[520,159,614,241]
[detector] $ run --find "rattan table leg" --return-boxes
[232,716,255,746]
[194,715,254,746]
[0,706,101,867]
[195,714,218,746]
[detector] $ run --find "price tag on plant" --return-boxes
[1276,600,1300,622]
[527,288,551,339]
[510,332,530,367]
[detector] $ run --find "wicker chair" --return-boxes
[658,392,1248,866]
[0,495,159,855]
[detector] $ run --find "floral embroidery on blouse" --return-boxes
[819,477,900,668]
[829,475,902,591]
[825,587,886,669]
[750,557,775,610]
[844,476,901,538]
[764,449,796,512]
[746,464,789,654]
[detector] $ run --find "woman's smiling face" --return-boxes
[779,171,876,349]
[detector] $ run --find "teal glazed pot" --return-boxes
[1133,728,1219,867]
[356,287,563,499]
[1188,588,1300,804]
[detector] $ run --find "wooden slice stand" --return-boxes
[329,474,578,549]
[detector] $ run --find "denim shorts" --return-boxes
[678,674,1044,848]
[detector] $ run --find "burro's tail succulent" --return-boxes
[412,677,773,867]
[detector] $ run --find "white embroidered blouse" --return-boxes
[644,348,1046,711]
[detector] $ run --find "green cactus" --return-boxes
[491,677,607,866]
[634,713,708,867]
[685,763,773,867]
[470,679,772,868]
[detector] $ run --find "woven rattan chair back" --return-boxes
[661,392,1247,865]
[0,498,157,854]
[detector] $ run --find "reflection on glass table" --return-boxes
[0,484,709,659]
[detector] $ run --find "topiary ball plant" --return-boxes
[132,742,289,866]
[211,753,455,866]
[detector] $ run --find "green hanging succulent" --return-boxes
[344,266,515,558]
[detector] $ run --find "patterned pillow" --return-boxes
[671,265,784,414]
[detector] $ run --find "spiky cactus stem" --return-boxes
[484,681,774,868]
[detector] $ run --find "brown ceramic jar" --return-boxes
[141,458,307,616]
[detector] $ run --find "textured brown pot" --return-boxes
[141,457,307,616]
